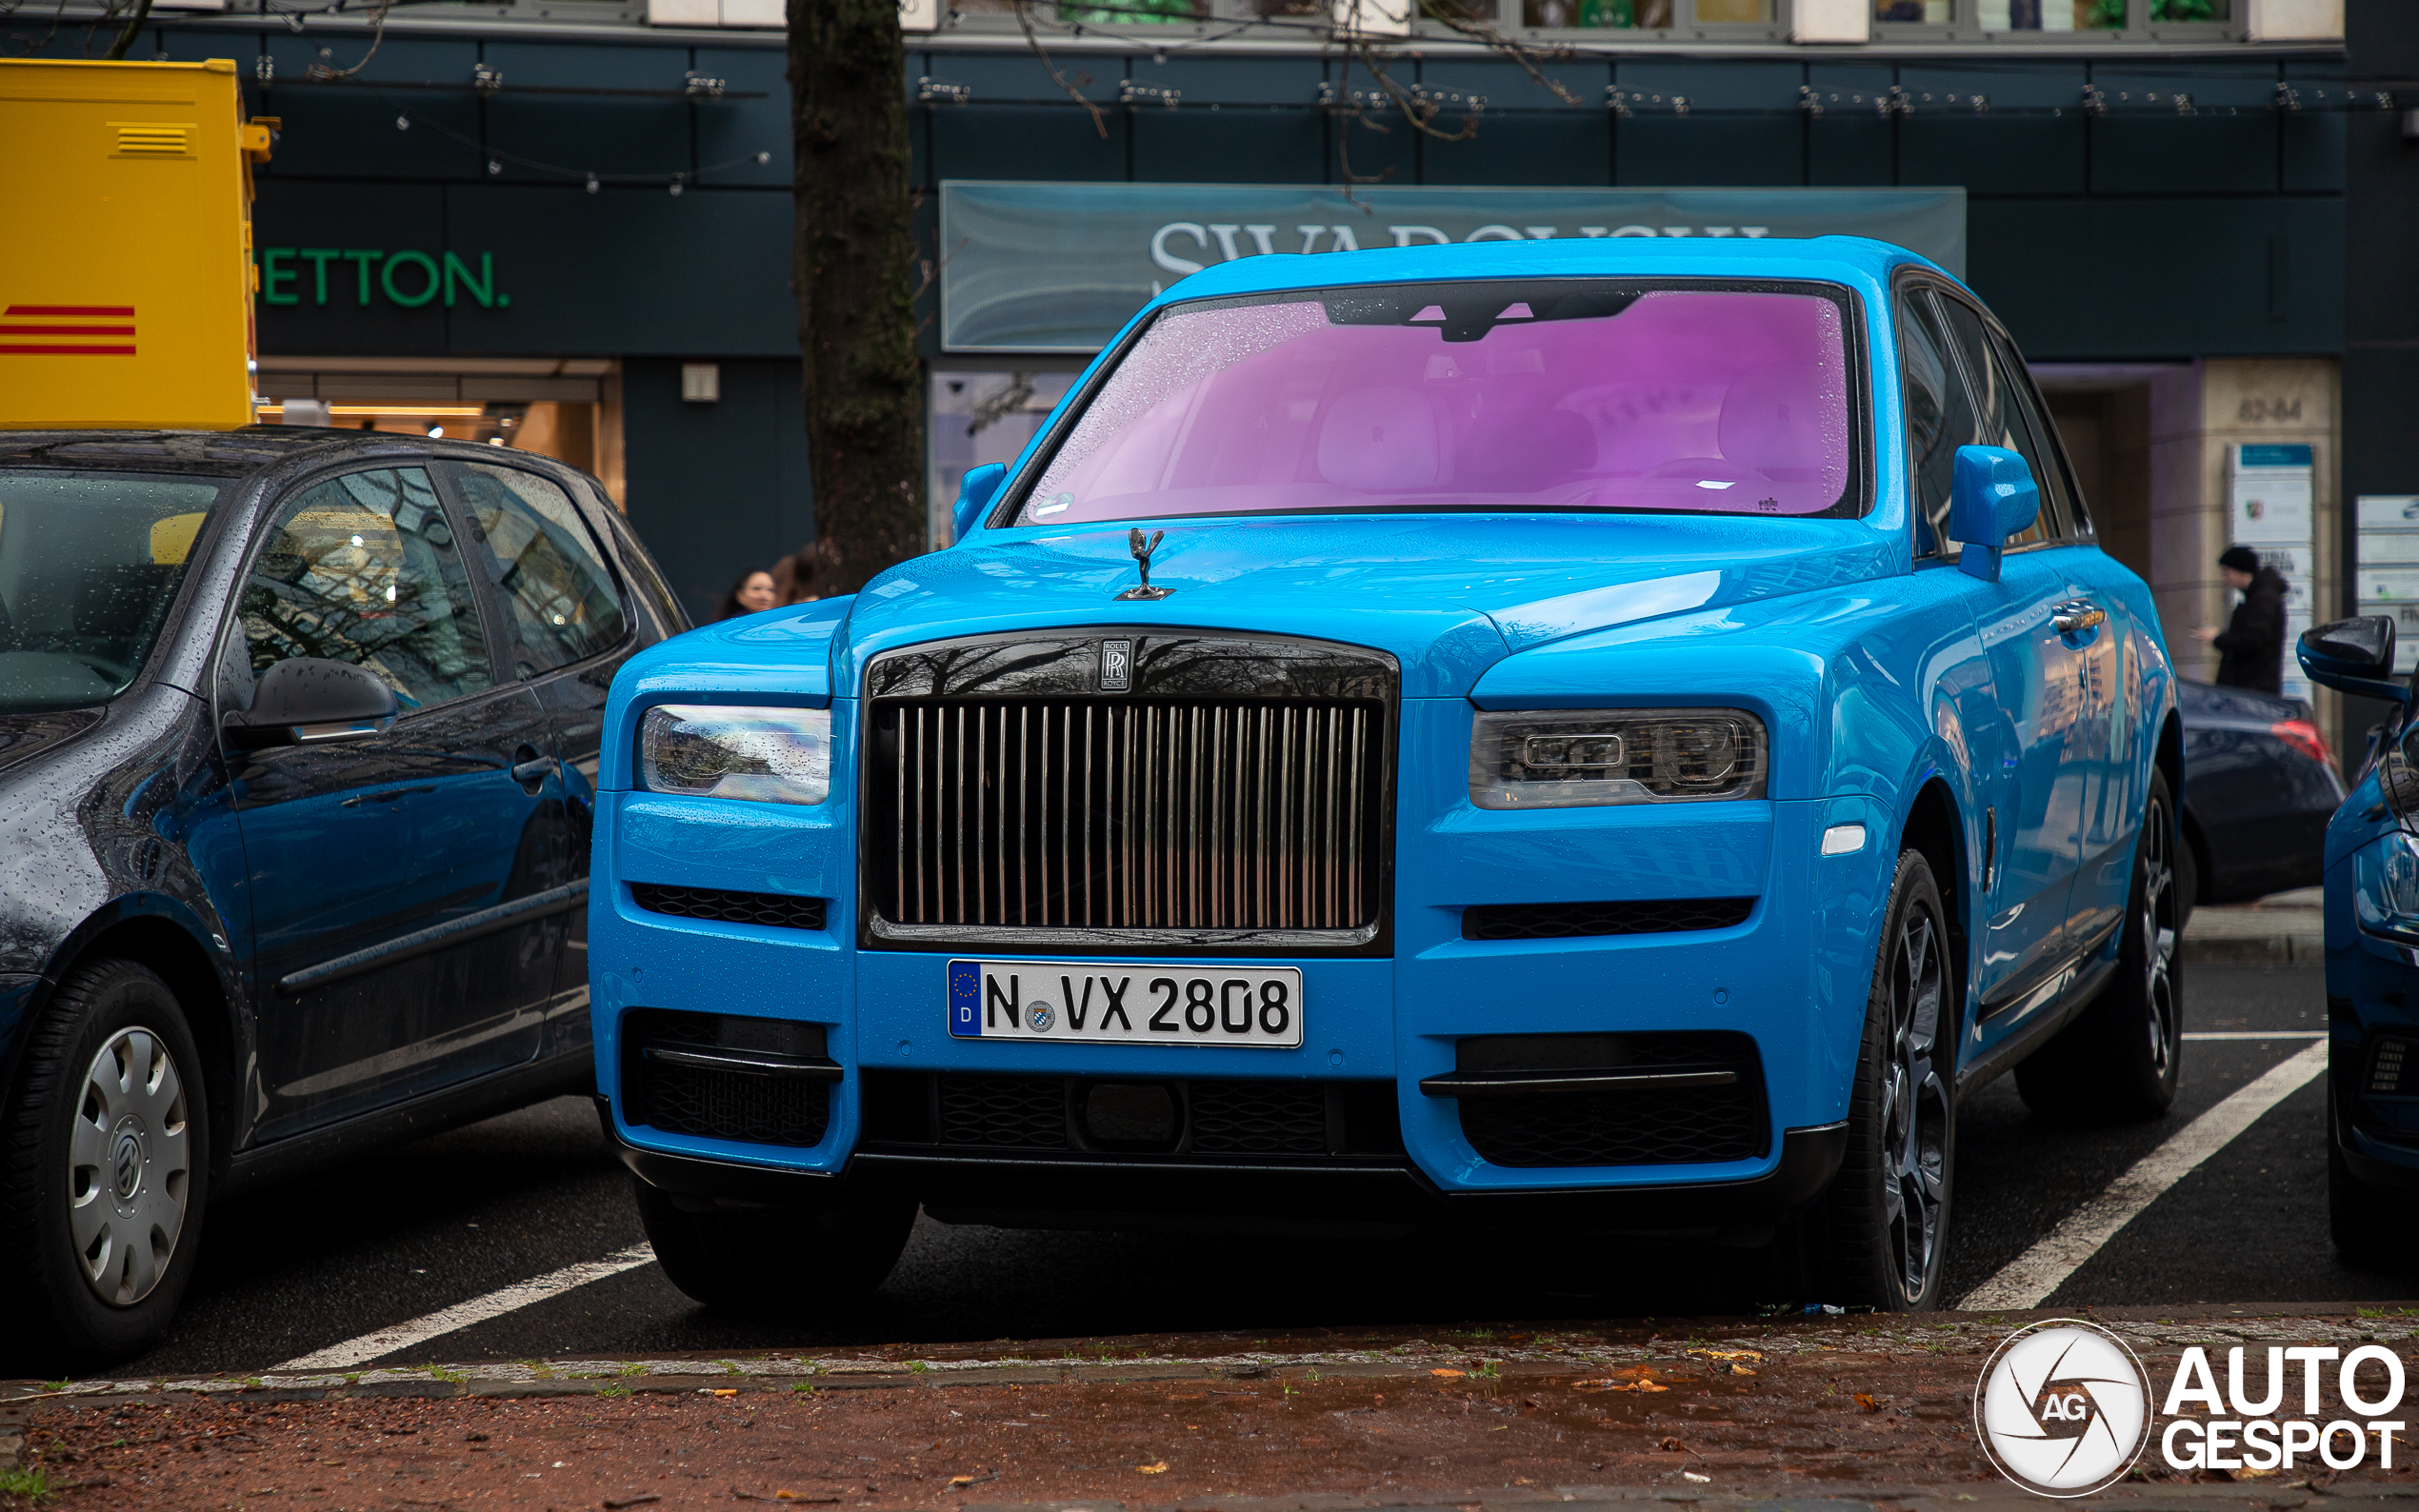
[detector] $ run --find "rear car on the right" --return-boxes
[2297,617,2419,1258]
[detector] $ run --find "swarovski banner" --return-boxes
[938,181,1967,354]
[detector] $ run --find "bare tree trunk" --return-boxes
[789,0,924,596]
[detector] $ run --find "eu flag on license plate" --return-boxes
[948,960,983,1036]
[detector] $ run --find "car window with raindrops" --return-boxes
[237,466,494,712]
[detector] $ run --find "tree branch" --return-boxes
[1009,0,1109,139]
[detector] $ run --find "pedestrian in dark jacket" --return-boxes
[2192,545,2288,694]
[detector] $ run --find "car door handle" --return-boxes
[2050,600,2107,635]
[510,755,556,786]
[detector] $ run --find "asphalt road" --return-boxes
[107,963,2397,1380]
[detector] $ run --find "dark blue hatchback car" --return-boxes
[0,429,682,1368]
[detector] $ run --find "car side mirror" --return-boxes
[1949,445,2041,585]
[951,462,1008,544]
[2299,616,2409,705]
[223,658,399,749]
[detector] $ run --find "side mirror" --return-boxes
[951,462,1008,544]
[2299,616,2409,705]
[1949,445,2041,584]
[224,658,399,749]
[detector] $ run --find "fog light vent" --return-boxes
[2370,1038,2412,1097]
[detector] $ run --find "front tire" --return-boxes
[1777,848,1956,1311]
[0,960,210,1372]
[634,1180,916,1312]
[2015,769,2184,1121]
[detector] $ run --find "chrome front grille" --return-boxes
[876,699,1379,931]
[861,630,1398,952]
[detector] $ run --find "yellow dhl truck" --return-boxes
[0,56,271,429]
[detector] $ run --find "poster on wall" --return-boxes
[2231,444,2315,700]
[2357,495,2419,674]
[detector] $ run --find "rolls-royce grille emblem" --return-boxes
[1100,639,1132,692]
[1115,527,1173,601]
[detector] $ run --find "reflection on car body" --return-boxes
[2175,677,2343,911]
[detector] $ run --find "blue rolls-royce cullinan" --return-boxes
[589,236,2181,1313]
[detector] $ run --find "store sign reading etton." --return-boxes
[254,249,509,310]
[939,181,1967,353]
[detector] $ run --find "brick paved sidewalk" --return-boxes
[5,1306,2414,1512]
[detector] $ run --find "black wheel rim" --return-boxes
[2141,794,2180,1077]
[1883,896,1950,1303]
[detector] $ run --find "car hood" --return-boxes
[836,513,1897,698]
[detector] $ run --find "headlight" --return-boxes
[639,704,831,806]
[1469,707,1767,810]
[2354,829,2419,943]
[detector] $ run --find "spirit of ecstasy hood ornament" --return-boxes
[1115,527,1172,601]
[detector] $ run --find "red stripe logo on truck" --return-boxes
[0,305,136,354]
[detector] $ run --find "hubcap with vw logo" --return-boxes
[68,1026,192,1307]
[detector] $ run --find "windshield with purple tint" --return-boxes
[1010,281,1861,527]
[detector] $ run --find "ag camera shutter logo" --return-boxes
[1974,1320,2153,1496]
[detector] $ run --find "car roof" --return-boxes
[1148,233,1948,308]
[0,428,581,482]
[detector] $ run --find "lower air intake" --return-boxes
[1452,1030,1768,1167]
[622,1009,832,1148]
[1462,898,1754,942]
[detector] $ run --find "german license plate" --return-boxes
[947,959,1303,1047]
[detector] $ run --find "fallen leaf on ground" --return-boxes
[1430,1368,1465,1379]
[943,1472,997,1489]
[1135,1462,1170,1475]
[1684,1471,1711,1483]
[708,1388,739,1398]
[1854,1393,1880,1412]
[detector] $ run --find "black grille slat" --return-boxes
[635,1062,831,1147]
[1190,1081,1329,1155]
[1460,1086,1764,1167]
[1462,898,1754,942]
[874,697,1383,934]
[634,883,826,932]
[1453,1031,1768,1168]
[939,1074,1070,1148]
[862,1074,1397,1160]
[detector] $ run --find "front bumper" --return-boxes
[590,696,1898,1217]
[601,1092,1848,1237]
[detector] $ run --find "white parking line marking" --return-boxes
[2183,1030,2326,1041]
[274,1243,658,1371]
[1957,1040,2327,1312]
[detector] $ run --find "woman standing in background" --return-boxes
[718,569,778,620]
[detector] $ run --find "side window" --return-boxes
[1987,328,2092,540]
[450,464,629,674]
[1899,288,1982,560]
[1934,295,2054,549]
[237,467,494,712]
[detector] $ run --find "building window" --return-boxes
[1977,0,2125,24]
[1517,0,1769,21]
